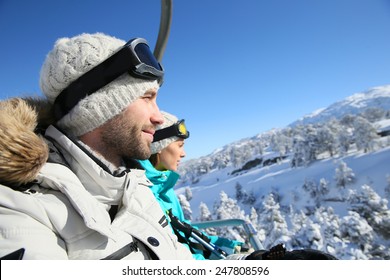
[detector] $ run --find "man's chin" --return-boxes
[140,145,152,160]
[138,151,151,160]
[131,144,151,160]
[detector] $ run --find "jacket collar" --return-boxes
[45,126,151,206]
[138,160,179,194]
[42,126,153,238]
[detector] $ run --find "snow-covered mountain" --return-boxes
[290,85,390,126]
[175,85,390,260]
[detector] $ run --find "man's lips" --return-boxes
[143,129,155,141]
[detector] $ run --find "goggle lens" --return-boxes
[178,121,188,137]
[135,43,163,71]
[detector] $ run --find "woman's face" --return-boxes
[157,139,186,171]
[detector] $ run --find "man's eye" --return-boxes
[143,91,157,100]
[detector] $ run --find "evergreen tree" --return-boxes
[290,124,321,167]
[353,116,379,152]
[249,207,259,228]
[243,189,256,206]
[270,130,292,156]
[249,207,265,244]
[214,191,245,220]
[178,194,193,221]
[213,191,247,242]
[185,186,193,201]
[316,125,338,157]
[361,107,386,122]
[302,124,320,163]
[338,128,352,156]
[258,193,291,248]
[292,216,323,250]
[199,202,212,221]
[289,209,309,249]
[234,182,257,205]
[235,182,244,202]
[291,135,306,167]
[302,178,318,199]
[334,160,355,189]
[302,178,330,207]
[340,114,356,128]
[312,207,344,256]
[198,202,216,236]
[339,211,373,259]
[348,184,390,239]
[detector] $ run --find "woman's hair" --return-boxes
[149,153,159,167]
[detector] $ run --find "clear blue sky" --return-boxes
[1,0,390,160]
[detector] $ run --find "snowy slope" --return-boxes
[178,147,390,217]
[175,85,390,260]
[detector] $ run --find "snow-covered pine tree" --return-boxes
[243,189,256,205]
[348,184,390,239]
[316,125,338,157]
[338,128,352,156]
[302,178,330,207]
[270,130,292,156]
[235,182,244,202]
[185,186,193,201]
[291,135,306,167]
[198,202,216,236]
[291,125,320,167]
[213,191,247,243]
[361,107,386,122]
[248,207,265,244]
[249,207,259,228]
[257,193,291,248]
[178,194,193,221]
[289,210,309,248]
[339,211,373,260]
[214,191,244,220]
[302,124,320,163]
[199,202,212,222]
[312,207,343,256]
[353,116,379,153]
[291,215,323,250]
[334,160,355,189]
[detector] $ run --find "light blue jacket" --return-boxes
[138,159,243,260]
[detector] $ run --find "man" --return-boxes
[0,33,194,260]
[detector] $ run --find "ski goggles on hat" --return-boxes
[53,38,164,121]
[152,119,190,142]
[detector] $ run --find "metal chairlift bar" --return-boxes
[193,218,249,228]
[193,219,264,250]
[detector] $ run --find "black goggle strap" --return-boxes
[152,120,189,142]
[52,38,163,121]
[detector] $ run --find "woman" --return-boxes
[138,111,243,260]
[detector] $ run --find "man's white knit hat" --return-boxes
[40,32,159,136]
[151,111,181,154]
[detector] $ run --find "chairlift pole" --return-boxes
[168,212,228,259]
[154,0,173,62]
[187,230,227,259]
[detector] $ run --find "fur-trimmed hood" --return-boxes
[0,97,55,187]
